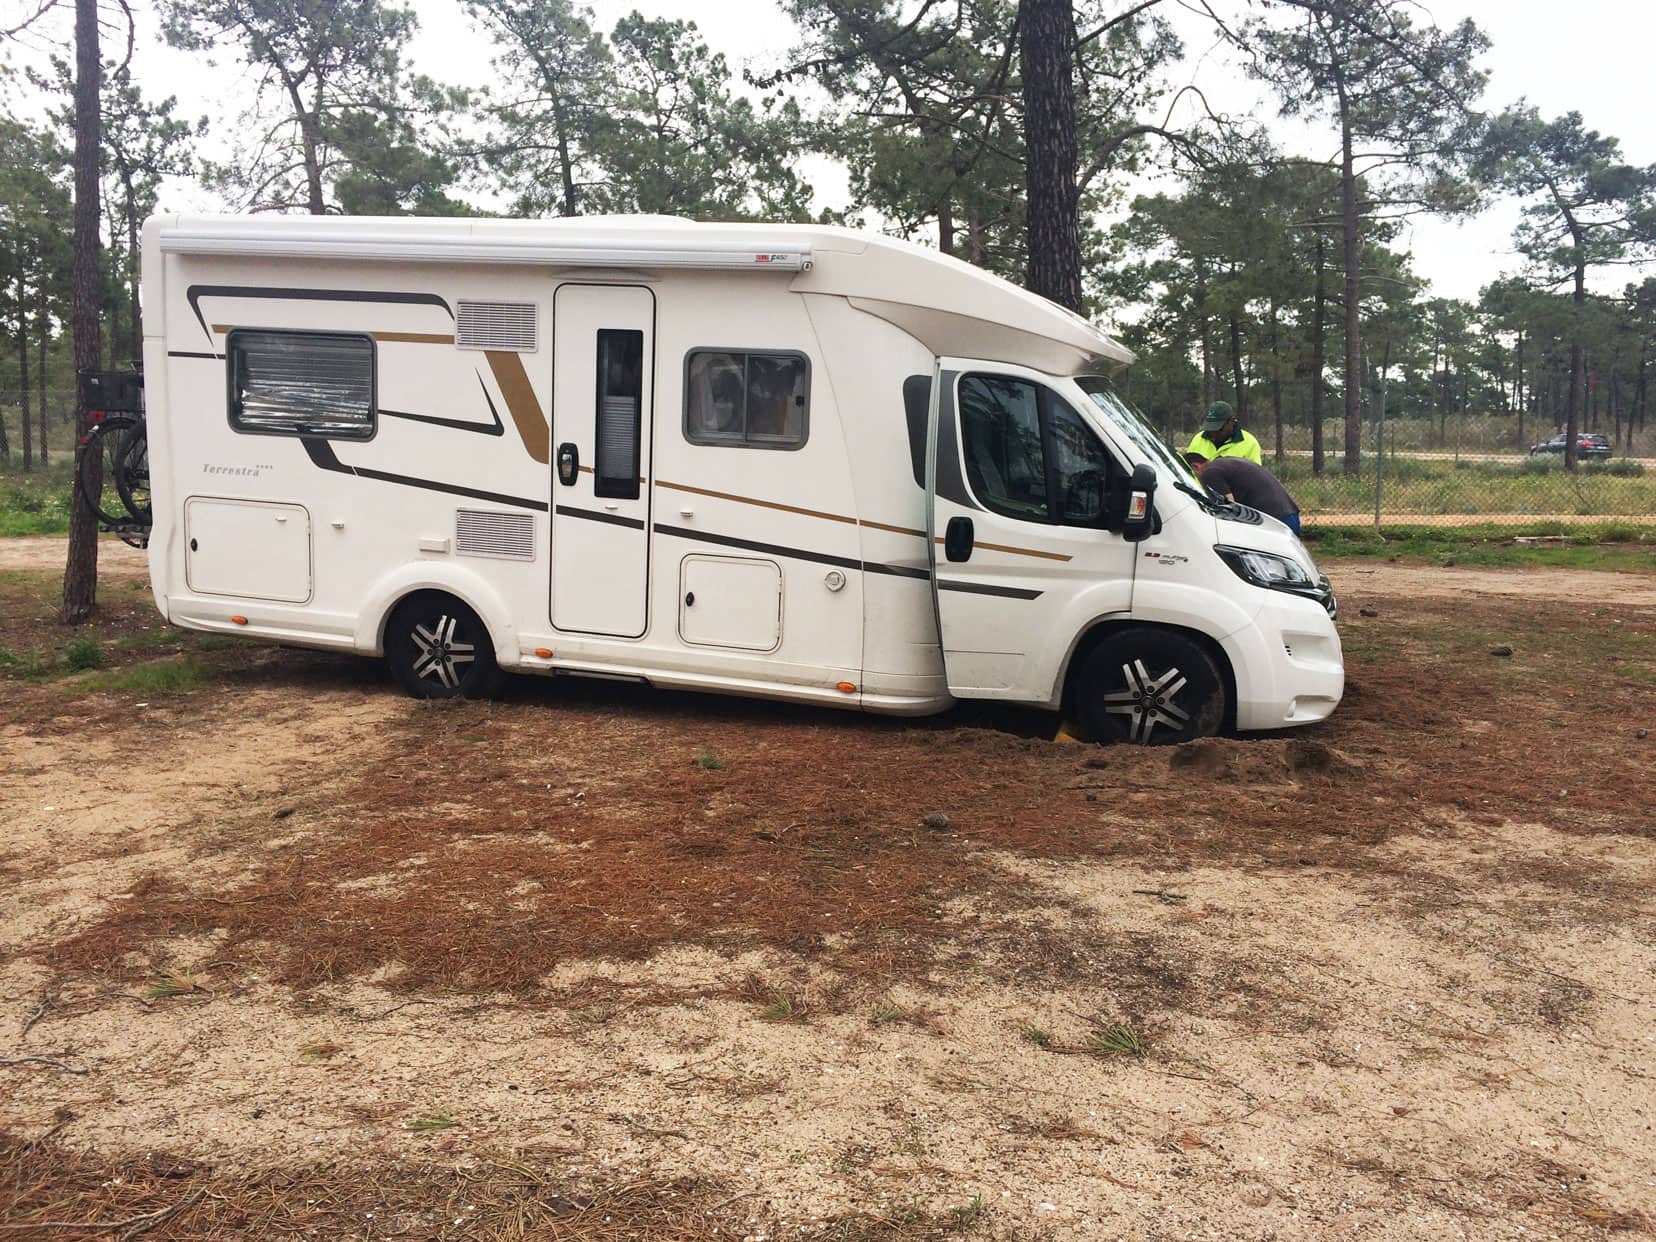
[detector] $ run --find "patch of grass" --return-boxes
[62,636,105,672]
[298,1040,342,1061]
[0,464,75,536]
[110,627,190,651]
[0,647,52,679]
[871,998,907,1025]
[757,991,800,1022]
[693,749,724,771]
[1021,1025,1054,1048]
[1085,1023,1144,1057]
[404,1112,457,1133]
[144,973,206,1000]
[1304,525,1656,573]
[948,1194,986,1230]
[85,657,210,695]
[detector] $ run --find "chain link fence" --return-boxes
[1161,407,1655,530]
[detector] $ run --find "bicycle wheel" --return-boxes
[76,415,141,527]
[113,423,151,525]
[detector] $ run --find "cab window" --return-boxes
[958,374,1120,525]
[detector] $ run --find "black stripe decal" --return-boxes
[938,579,1043,600]
[167,350,221,360]
[652,522,933,582]
[187,284,454,349]
[301,439,547,512]
[379,376,505,436]
[556,504,646,530]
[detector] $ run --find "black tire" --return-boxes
[113,424,151,525]
[385,592,503,700]
[1072,626,1226,745]
[76,415,142,526]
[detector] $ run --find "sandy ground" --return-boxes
[1,550,1654,1238]
[0,535,149,576]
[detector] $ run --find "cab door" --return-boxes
[550,283,654,637]
[928,360,1136,700]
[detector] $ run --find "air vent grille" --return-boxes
[455,508,535,561]
[456,299,538,352]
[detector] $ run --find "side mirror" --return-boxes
[1120,463,1157,543]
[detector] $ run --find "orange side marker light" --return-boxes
[534,648,553,658]
[836,681,857,694]
[230,616,248,626]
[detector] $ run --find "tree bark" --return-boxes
[62,0,102,625]
[1515,330,1525,449]
[18,271,32,471]
[1227,307,1246,418]
[1019,0,1083,313]
[1565,255,1585,472]
[1338,115,1362,474]
[938,198,955,257]
[126,172,141,359]
[1269,302,1283,463]
[1310,233,1327,476]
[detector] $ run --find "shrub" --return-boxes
[63,637,106,672]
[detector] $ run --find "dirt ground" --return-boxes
[1,546,1654,1240]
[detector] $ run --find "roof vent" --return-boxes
[456,300,538,353]
[455,508,534,561]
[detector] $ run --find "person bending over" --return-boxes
[1184,452,1302,536]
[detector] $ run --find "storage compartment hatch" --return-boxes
[678,555,782,652]
[184,498,312,603]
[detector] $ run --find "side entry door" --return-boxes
[928,360,1136,699]
[550,283,655,638]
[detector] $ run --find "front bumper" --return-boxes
[1223,589,1345,731]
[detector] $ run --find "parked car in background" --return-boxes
[1529,432,1613,459]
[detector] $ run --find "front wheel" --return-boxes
[385,592,503,700]
[1072,627,1226,745]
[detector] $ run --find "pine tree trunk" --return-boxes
[1339,118,1361,476]
[18,273,32,471]
[127,176,142,359]
[938,199,955,257]
[1019,0,1082,313]
[1565,258,1585,472]
[1515,331,1525,449]
[1228,307,1247,419]
[1310,234,1327,476]
[1270,304,1283,463]
[61,0,102,625]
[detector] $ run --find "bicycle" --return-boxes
[74,368,150,546]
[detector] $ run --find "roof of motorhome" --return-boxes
[150,214,1133,375]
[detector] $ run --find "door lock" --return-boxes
[684,591,696,607]
[556,442,579,486]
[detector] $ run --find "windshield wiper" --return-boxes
[1174,479,1223,514]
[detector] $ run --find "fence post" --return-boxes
[1374,365,1388,531]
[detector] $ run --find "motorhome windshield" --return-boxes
[1073,377,1202,491]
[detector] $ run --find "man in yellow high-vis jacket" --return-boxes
[1185,401,1262,465]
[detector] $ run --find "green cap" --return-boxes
[1202,401,1234,433]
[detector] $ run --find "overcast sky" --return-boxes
[4,0,1653,304]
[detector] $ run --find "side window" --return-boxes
[1048,401,1121,525]
[594,329,643,499]
[958,375,1049,520]
[958,373,1122,527]
[228,329,374,439]
[684,349,809,449]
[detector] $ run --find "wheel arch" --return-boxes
[1060,618,1239,733]
[356,566,518,666]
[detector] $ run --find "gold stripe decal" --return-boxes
[211,324,456,346]
[485,350,550,465]
[655,479,1070,562]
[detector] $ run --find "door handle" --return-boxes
[556,442,579,486]
[944,515,975,562]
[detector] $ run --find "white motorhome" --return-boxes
[139,214,1342,743]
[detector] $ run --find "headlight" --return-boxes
[1215,545,1317,593]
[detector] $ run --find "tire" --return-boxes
[385,592,504,700]
[76,415,142,526]
[1072,626,1226,745]
[113,424,151,525]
